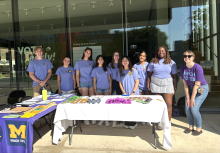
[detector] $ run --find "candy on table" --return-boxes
[88,97,101,104]
[48,102,57,106]
[106,97,131,104]
[79,98,88,103]
[70,99,81,104]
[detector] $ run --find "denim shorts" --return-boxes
[80,81,93,89]
[97,88,109,93]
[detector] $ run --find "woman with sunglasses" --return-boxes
[91,55,112,126]
[74,47,95,126]
[180,50,209,136]
[147,46,177,129]
[117,56,140,129]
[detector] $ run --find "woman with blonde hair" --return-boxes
[180,50,208,136]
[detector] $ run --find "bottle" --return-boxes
[42,87,47,100]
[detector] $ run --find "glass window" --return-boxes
[17,0,65,96]
[68,0,123,65]
[0,0,14,102]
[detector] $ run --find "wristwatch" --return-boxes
[132,91,135,93]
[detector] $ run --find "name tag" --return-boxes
[66,71,71,73]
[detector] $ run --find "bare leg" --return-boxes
[103,92,109,95]
[81,88,89,96]
[89,87,95,96]
[162,93,173,121]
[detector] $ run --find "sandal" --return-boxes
[192,130,203,136]
[184,128,194,134]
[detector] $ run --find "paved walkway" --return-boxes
[33,114,220,153]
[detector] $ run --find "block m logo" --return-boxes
[5,120,29,148]
[8,124,26,139]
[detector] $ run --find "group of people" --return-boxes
[27,46,208,135]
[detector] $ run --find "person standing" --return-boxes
[56,56,76,94]
[74,47,95,126]
[147,46,177,129]
[133,51,150,95]
[27,46,53,97]
[108,51,122,95]
[108,51,122,127]
[133,51,151,126]
[117,56,140,129]
[180,50,209,136]
[91,55,112,126]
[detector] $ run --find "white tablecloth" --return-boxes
[52,95,172,150]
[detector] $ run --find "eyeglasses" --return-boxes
[183,55,192,58]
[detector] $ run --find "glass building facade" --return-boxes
[0,0,219,109]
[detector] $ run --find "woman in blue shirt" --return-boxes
[91,55,112,126]
[133,51,150,95]
[74,47,95,126]
[118,56,140,129]
[147,46,177,129]
[108,52,122,95]
[56,56,76,94]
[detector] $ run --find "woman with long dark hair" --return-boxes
[91,55,112,126]
[74,47,95,126]
[117,56,140,129]
[108,51,122,95]
[180,50,208,135]
[147,46,177,129]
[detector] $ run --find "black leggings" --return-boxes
[125,122,136,126]
[112,79,122,95]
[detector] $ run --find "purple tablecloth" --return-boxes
[0,94,75,153]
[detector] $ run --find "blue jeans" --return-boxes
[185,84,209,128]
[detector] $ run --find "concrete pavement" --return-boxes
[32,114,220,153]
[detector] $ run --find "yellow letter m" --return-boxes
[8,124,26,139]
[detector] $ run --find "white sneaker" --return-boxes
[112,121,117,128]
[142,122,145,125]
[84,120,89,126]
[146,122,151,126]
[129,124,137,130]
[98,121,104,126]
[105,121,110,127]
[157,123,162,130]
[92,120,96,125]
[124,125,129,129]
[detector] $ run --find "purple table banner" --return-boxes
[0,93,75,153]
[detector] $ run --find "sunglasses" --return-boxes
[183,55,193,58]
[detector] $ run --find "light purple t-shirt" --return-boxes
[91,67,112,89]
[117,68,140,95]
[133,62,149,90]
[180,63,207,86]
[27,58,53,87]
[55,66,75,91]
[108,63,120,81]
[74,60,95,83]
[147,59,177,79]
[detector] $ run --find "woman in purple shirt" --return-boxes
[180,50,209,136]
[91,55,112,127]
[74,47,95,126]
[118,56,140,129]
[147,46,177,129]
[108,51,122,95]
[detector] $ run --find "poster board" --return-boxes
[72,46,102,65]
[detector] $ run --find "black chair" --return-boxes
[7,90,26,105]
